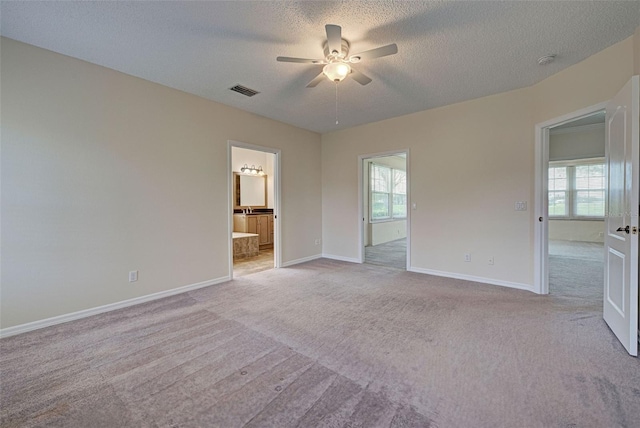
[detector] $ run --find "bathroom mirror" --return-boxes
[233,172,267,209]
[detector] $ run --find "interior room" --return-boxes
[231,146,276,277]
[1,2,639,427]
[548,113,606,301]
[363,153,407,269]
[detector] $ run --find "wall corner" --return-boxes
[634,26,640,75]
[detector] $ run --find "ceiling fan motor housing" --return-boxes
[323,39,350,59]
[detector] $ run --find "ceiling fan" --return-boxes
[277,24,398,87]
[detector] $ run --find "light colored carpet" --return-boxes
[1,258,639,427]
[549,239,604,262]
[549,240,604,302]
[365,238,406,270]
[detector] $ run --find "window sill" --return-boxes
[549,217,604,221]
[370,218,407,224]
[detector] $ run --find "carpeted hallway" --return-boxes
[1,259,639,427]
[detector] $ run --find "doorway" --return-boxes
[359,151,409,269]
[546,112,606,302]
[535,79,639,356]
[534,102,608,295]
[229,141,280,278]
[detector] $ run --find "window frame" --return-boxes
[548,157,605,220]
[369,163,407,223]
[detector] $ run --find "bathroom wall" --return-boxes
[232,146,274,209]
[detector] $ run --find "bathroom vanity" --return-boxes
[233,213,273,249]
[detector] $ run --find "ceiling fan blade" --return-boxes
[277,56,326,64]
[350,68,372,86]
[325,24,342,55]
[306,72,326,88]
[349,43,398,62]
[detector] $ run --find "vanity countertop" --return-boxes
[232,232,259,239]
[233,211,273,216]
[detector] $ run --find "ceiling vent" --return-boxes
[537,54,556,66]
[229,84,260,97]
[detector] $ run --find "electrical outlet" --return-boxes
[464,253,471,262]
[129,271,138,282]
[488,256,494,265]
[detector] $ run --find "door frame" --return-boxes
[533,101,608,294]
[228,140,282,278]
[358,149,411,269]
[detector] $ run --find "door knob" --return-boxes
[616,225,630,234]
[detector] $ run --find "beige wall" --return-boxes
[549,220,604,243]
[371,220,407,246]
[323,88,534,286]
[1,38,322,328]
[635,27,640,75]
[322,35,636,289]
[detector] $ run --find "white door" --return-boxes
[603,76,639,356]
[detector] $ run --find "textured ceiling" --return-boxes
[1,1,639,134]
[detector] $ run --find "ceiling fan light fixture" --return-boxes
[323,62,351,82]
[277,24,398,90]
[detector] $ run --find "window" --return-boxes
[575,164,605,217]
[392,169,407,218]
[548,159,604,219]
[370,164,406,221]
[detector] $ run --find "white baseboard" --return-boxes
[408,267,534,292]
[321,254,360,264]
[281,254,322,267]
[0,275,230,338]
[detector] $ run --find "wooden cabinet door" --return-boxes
[258,215,270,245]
[267,215,272,244]
[247,216,258,234]
[270,215,274,243]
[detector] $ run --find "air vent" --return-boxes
[229,85,260,97]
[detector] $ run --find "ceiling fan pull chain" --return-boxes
[335,82,339,125]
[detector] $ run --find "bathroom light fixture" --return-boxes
[240,164,265,175]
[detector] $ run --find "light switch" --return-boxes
[515,201,527,211]
[412,202,417,210]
